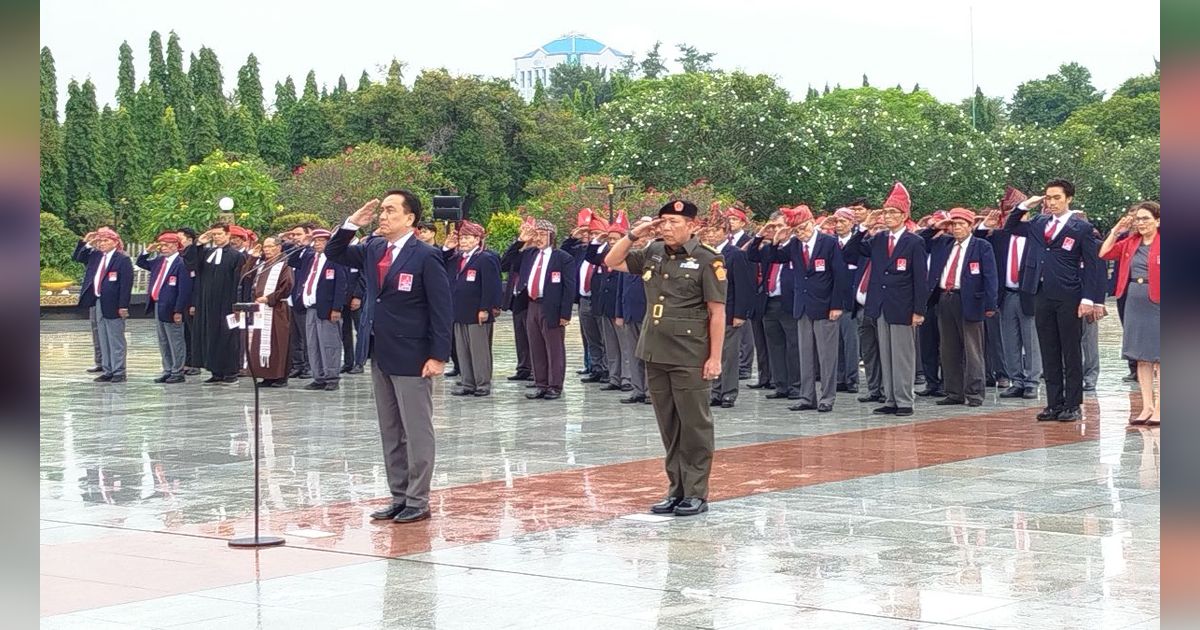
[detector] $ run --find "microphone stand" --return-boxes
[229,250,287,548]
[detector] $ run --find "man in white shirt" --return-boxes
[299,229,348,391]
[830,208,861,393]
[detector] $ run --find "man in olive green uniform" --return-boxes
[605,200,727,516]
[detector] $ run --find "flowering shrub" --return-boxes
[138,151,278,241]
[521,175,738,236]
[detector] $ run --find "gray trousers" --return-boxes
[371,365,435,509]
[1000,291,1041,389]
[89,303,103,366]
[156,319,187,377]
[600,317,628,386]
[578,297,606,374]
[711,324,741,401]
[305,309,342,384]
[290,307,310,372]
[798,315,840,407]
[837,311,860,389]
[877,318,916,408]
[937,294,986,404]
[454,322,494,392]
[1082,317,1100,388]
[858,313,883,397]
[618,320,645,395]
[95,305,127,378]
[737,324,754,376]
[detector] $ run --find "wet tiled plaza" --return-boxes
[40,313,1159,629]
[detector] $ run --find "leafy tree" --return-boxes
[332,74,349,100]
[386,59,406,86]
[1114,69,1160,99]
[276,143,450,227]
[107,107,147,229]
[117,41,136,109]
[531,79,547,106]
[140,151,279,240]
[190,45,225,104]
[1064,92,1159,143]
[147,31,167,94]
[165,32,193,140]
[303,70,319,100]
[189,96,221,162]
[513,103,589,185]
[40,212,84,277]
[959,86,1005,133]
[862,74,869,87]
[63,79,105,211]
[805,85,819,101]
[640,41,668,79]
[270,212,326,232]
[357,70,371,92]
[236,53,265,123]
[548,63,617,111]
[675,43,715,73]
[40,120,68,215]
[274,76,298,112]
[287,97,334,167]
[222,106,259,156]
[1010,62,1103,128]
[132,81,166,173]
[70,199,117,235]
[157,106,187,171]
[40,46,58,123]
[256,115,291,167]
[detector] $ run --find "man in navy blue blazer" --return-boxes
[615,220,651,404]
[921,209,998,407]
[584,222,632,392]
[75,227,133,383]
[762,206,852,412]
[297,229,349,391]
[73,225,116,374]
[137,232,192,383]
[844,183,930,417]
[563,217,610,384]
[499,235,533,382]
[506,219,577,400]
[442,220,502,397]
[699,223,754,409]
[283,223,314,380]
[326,190,452,524]
[747,209,801,401]
[1004,179,1106,422]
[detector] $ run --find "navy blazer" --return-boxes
[763,232,852,320]
[499,240,527,313]
[445,248,503,325]
[747,236,797,313]
[505,240,577,328]
[136,253,192,322]
[296,253,350,320]
[72,240,104,310]
[325,228,452,377]
[1004,209,1105,304]
[921,233,998,322]
[845,229,930,325]
[584,243,622,318]
[976,227,1037,317]
[720,242,755,321]
[287,246,314,312]
[616,272,646,323]
[75,248,133,319]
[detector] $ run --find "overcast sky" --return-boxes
[42,0,1160,115]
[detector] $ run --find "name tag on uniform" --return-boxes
[398,273,414,292]
[168,275,177,286]
[680,259,700,270]
[466,270,477,282]
[969,262,980,275]
[108,271,118,281]
[814,259,826,272]
[1062,237,1075,251]
[550,271,562,283]
[895,258,907,271]
[325,268,335,280]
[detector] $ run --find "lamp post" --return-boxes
[584,182,636,223]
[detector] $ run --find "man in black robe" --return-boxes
[183,222,249,384]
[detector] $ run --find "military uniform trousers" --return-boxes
[711,324,742,402]
[937,292,986,404]
[646,361,714,499]
[453,321,494,392]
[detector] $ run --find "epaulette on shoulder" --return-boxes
[701,243,720,254]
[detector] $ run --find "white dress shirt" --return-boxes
[302,253,327,307]
[938,235,971,290]
[527,246,553,297]
[94,250,114,297]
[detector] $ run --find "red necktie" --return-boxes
[150,258,167,301]
[459,254,468,274]
[583,263,594,293]
[377,245,394,286]
[305,255,320,295]
[944,244,961,290]
[859,261,872,294]
[802,243,810,269]
[767,263,781,294]
[1044,220,1056,244]
[888,234,895,258]
[95,253,110,297]
[1009,237,1020,284]
[530,253,544,300]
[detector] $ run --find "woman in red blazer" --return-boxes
[1100,201,1160,425]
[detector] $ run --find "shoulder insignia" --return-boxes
[712,259,726,281]
[702,243,720,254]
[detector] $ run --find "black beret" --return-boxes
[658,199,699,218]
[416,221,436,231]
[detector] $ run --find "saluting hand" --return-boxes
[517,224,536,243]
[349,199,381,226]
[1024,195,1043,209]
[630,218,662,240]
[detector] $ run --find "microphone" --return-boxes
[239,251,288,282]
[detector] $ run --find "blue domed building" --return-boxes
[514,32,631,100]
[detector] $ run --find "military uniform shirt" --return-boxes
[624,237,727,367]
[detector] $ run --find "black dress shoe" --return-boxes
[600,383,622,391]
[348,365,364,374]
[507,373,532,381]
[525,382,540,388]
[87,366,104,373]
[746,382,770,389]
[894,407,914,416]
[788,403,816,411]
[269,379,289,388]
[966,400,982,407]
[109,375,126,383]
[287,369,302,378]
[1036,406,1062,421]
[873,405,898,415]
[525,389,547,400]
[580,373,604,383]
[1057,407,1083,421]
[720,399,735,409]
[451,387,476,396]
[915,374,927,385]
[473,390,490,397]
[184,367,201,376]
[1022,388,1038,400]
[393,507,431,523]
[220,376,238,384]
[370,503,406,520]
[93,374,113,382]
[996,378,1012,389]
[1122,373,1138,383]
[621,383,634,392]
[153,375,170,383]
[543,389,562,400]
[674,497,708,516]
[576,368,591,375]
[621,394,646,404]
[324,382,339,391]
[709,398,722,407]
[858,393,884,403]
[986,376,997,387]
[817,403,833,412]
[164,375,185,384]
[643,397,653,404]
[444,369,460,377]
[304,381,325,390]
[651,497,683,514]
[916,388,945,397]
[999,386,1026,398]
[935,397,966,406]
[765,391,789,400]
[836,383,849,392]
[203,375,222,384]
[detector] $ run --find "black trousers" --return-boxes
[919,307,941,389]
[761,297,800,396]
[751,314,771,386]
[341,304,362,368]
[1035,295,1084,410]
[289,308,309,372]
[512,307,531,375]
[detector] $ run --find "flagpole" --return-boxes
[970,5,977,130]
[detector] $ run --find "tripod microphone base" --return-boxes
[228,535,286,548]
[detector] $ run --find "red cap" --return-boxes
[833,207,856,223]
[457,221,485,238]
[1000,186,1028,213]
[156,232,180,244]
[726,207,748,222]
[309,229,332,240]
[938,208,977,228]
[587,216,609,232]
[613,210,630,232]
[576,208,594,228]
[781,205,814,227]
[883,182,912,216]
[229,226,249,239]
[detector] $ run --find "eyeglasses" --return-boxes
[881,209,903,216]
[1132,217,1154,223]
